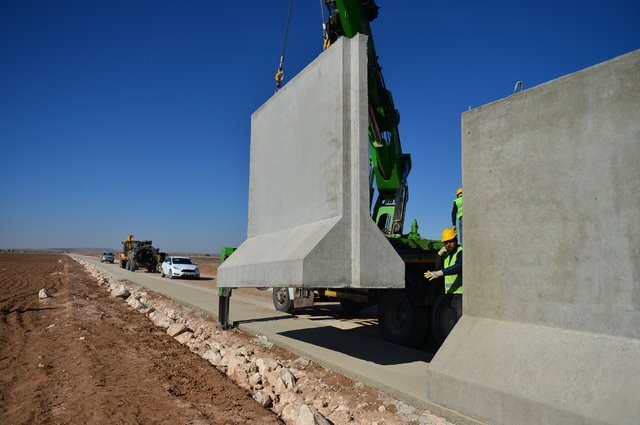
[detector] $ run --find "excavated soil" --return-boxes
[1,253,451,425]
[0,253,282,424]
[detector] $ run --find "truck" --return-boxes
[117,235,164,273]
[220,0,460,349]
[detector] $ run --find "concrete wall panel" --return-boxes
[427,50,640,425]
[218,35,404,289]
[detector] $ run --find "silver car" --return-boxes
[100,252,115,263]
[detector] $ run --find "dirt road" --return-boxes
[0,253,282,424]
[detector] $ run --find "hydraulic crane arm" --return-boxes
[324,0,411,236]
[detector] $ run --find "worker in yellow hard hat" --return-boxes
[424,228,463,341]
[451,188,463,244]
[425,228,462,293]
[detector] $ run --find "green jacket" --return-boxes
[452,196,463,226]
[444,246,463,294]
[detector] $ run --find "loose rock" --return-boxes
[297,404,332,425]
[202,349,222,366]
[175,331,193,344]
[167,323,188,337]
[253,391,273,408]
[111,284,130,299]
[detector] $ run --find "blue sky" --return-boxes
[1,0,638,253]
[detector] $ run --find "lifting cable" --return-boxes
[320,0,330,50]
[275,0,294,91]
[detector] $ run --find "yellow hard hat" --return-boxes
[441,228,457,242]
[456,188,463,196]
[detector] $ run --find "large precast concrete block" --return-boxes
[218,35,404,289]
[426,50,640,424]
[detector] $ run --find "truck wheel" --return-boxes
[431,293,461,347]
[120,260,127,269]
[378,289,429,348]
[273,288,294,314]
[340,299,366,314]
[130,260,137,271]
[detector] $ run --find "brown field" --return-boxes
[0,253,281,424]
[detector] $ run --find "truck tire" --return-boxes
[273,288,295,314]
[130,260,137,271]
[431,293,461,347]
[378,289,429,348]
[120,259,127,269]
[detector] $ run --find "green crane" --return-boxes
[323,0,410,236]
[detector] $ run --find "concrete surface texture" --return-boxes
[218,34,404,289]
[427,49,640,425]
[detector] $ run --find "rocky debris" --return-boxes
[297,404,332,425]
[175,331,193,344]
[256,357,280,377]
[127,297,146,310]
[148,310,172,329]
[38,288,51,299]
[167,323,188,337]
[253,390,273,408]
[110,284,130,299]
[70,255,452,425]
[202,349,222,366]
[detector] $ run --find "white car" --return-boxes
[160,256,200,279]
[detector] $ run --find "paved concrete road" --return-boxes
[80,256,477,424]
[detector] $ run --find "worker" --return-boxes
[451,188,463,244]
[424,227,463,320]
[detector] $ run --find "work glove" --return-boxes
[437,247,448,257]
[424,270,444,281]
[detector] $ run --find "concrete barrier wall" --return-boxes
[218,35,404,289]
[426,50,640,425]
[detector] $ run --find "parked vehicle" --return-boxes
[117,235,163,272]
[161,256,200,279]
[100,252,115,263]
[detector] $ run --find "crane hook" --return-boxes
[275,64,285,90]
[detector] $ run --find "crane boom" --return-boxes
[324,0,411,236]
